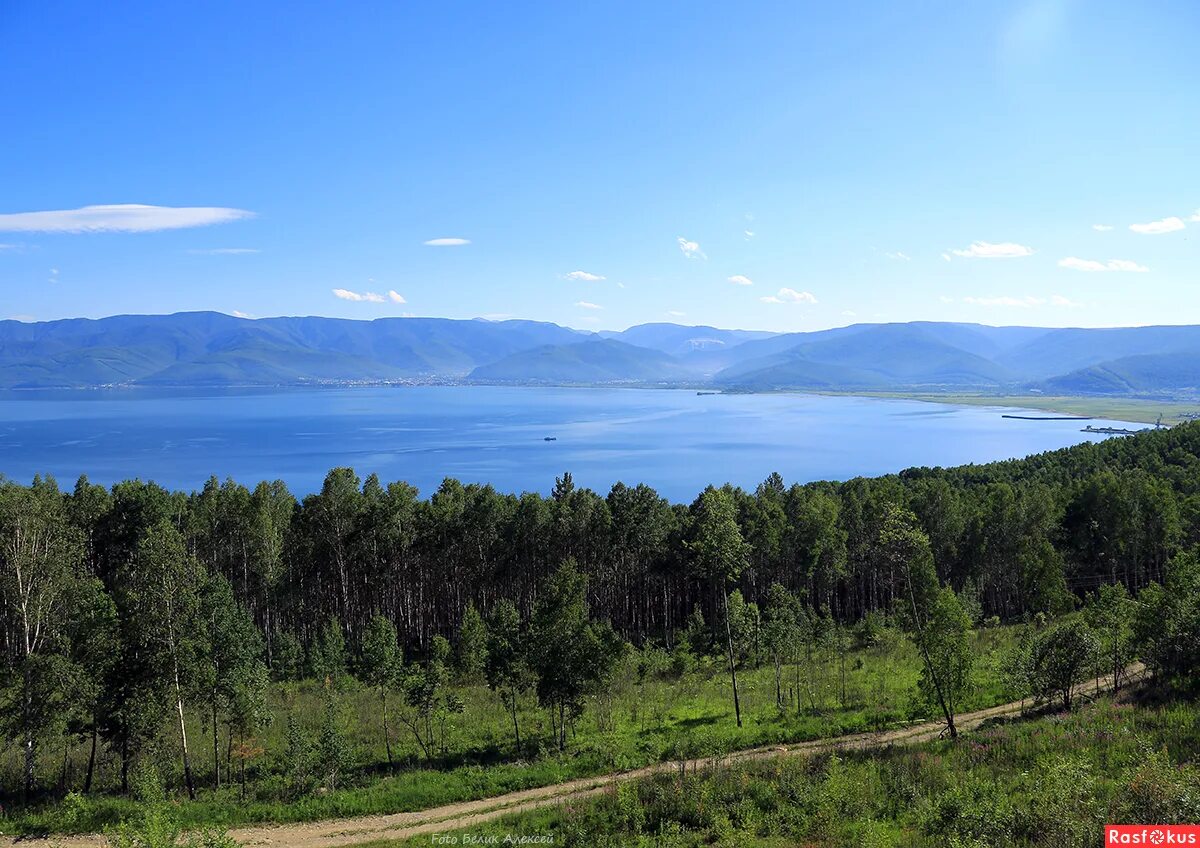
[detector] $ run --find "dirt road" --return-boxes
[7,666,1140,848]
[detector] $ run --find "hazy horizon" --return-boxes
[4,308,1200,337]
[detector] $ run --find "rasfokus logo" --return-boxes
[1106,825,1200,845]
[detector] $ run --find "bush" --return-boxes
[1136,551,1200,688]
[1026,620,1097,710]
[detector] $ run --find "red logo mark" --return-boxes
[1106,826,1200,845]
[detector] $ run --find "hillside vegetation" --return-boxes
[393,694,1200,848]
[0,423,1198,837]
[4,313,1200,396]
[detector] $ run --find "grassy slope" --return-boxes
[7,627,1018,835]
[812,391,1200,425]
[379,691,1200,847]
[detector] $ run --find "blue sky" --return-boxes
[1,0,1197,333]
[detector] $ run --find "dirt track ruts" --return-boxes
[6,665,1142,848]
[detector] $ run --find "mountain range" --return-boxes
[2,312,1199,397]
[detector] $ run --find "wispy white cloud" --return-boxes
[1106,259,1149,273]
[677,237,705,260]
[1058,256,1148,273]
[188,247,260,255]
[423,237,471,246]
[744,230,755,240]
[727,274,753,286]
[388,290,406,303]
[1190,210,1200,223]
[1050,295,1083,308]
[950,241,1034,259]
[232,310,252,319]
[941,252,952,262]
[1092,224,1114,232]
[575,300,602,310]
[667,310,686,317]
[885,251,911,261]
[1129,216,1185,235]
[564,270,605,281]
[841,310,857,317]
[761,288,817,305]
[0,204,254,233]
[333,288,387,303]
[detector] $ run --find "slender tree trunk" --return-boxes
[22,669,35,803]
[174,669,196,799]
[840,650,847,708]
[84,724,98,794]
[509,687,521,750]
[722,589,742,728]
[60,736,70,791]
[121,735,130,795]
[381,689,393,767]
[239,732,247,801]
[903,575,956,738]
[212,696,221,789]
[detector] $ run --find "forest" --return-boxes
[1,422,1199,836]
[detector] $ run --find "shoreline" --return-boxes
[1,381,1194,426]
[803,391,1196,426]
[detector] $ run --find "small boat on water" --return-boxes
[543,436,557,441]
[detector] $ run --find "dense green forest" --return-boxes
[1,423,1199,829]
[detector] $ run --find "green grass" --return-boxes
[821,391,1199,426]
[379,689,1200,848]
[3,625,1023,836]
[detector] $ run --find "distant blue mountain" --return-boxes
[2,312,1199,397]
[469,339,694,384]
[0,313,586,387]
[713,324,1020,389]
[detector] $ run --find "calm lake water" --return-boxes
[0,386,1139,500]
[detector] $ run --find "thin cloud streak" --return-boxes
[949,241,1035,259]
[761,288,817,305]
[0,204,254,233]
[1058,256,1148,273]
[1129,217,1185,234]
[333,288,386,303]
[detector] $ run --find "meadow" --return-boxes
[4,624,1020,836]
[860,391,1199,425]
[380,689,1200,848]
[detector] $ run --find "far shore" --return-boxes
[811,391,1198,426]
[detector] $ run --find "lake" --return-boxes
[0,386,1140,501]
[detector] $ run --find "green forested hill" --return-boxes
[4,312,1200,395]
[1,416,1199,829]
[468,338,695,382]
